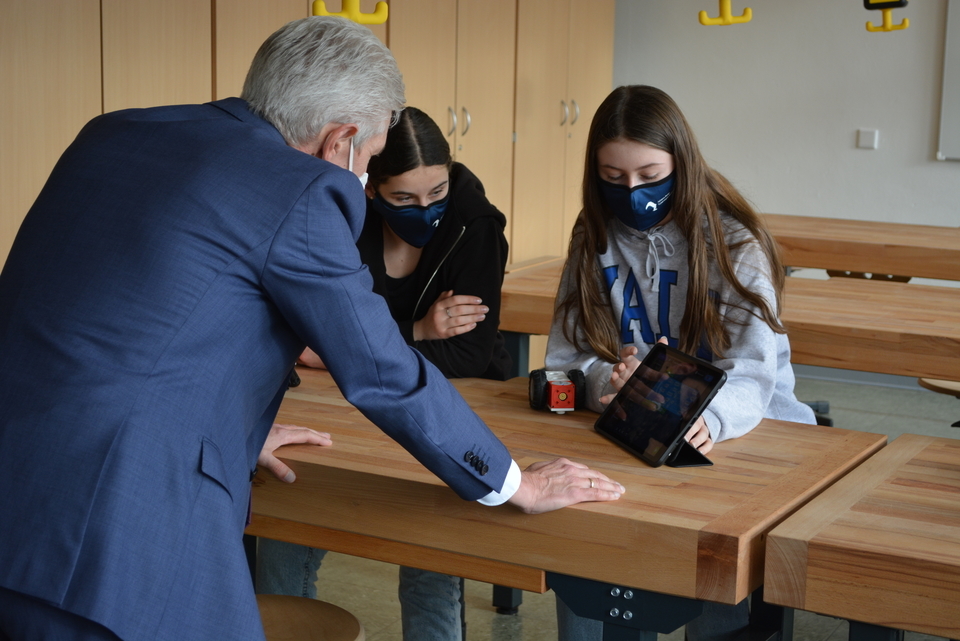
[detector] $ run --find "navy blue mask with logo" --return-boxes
[599,173,675,231]
[370,193,450,248]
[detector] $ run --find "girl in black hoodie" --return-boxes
[300,106,512,380]
[286,107,512,640]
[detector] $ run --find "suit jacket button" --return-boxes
[464,451,474,463]
[480,464,489,476]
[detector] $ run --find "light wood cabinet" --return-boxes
[389,0,517,226]
[101,0,212,111]
[0,0,101,265]
[511,0,614,262]
[215,0,310,100]
[1,0,611,272]
[214,1,386,101]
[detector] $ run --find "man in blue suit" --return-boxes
[0,16,623,641]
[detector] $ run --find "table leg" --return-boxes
[848,621,904,641]
[549,574,793,641]
[492,584,523,614]
[548,572,703,641]
[751,586,794,641]
[244,534,258,585]
[502,331,530,378]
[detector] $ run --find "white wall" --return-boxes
[613,0,959,226]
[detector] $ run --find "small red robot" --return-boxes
[528,369,586,414]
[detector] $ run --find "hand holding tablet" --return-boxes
[594,343,726,468]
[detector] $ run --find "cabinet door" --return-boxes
[0,0,101,265]
[564,0,614,240]
[215,0,308,100]
[512,0,570,262]
[388,0,457,133]
[102,0,212,111]
[454,0,517,223]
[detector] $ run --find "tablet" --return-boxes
[594,343,726,468]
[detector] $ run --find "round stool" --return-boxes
[257,594,365,641]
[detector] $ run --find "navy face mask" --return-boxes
[370,193,450,248]
[599,173,675,231]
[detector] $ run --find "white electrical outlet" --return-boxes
[857,129,879,150]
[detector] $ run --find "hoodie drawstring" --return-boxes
[645,229,675,293]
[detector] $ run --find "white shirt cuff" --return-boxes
[476,459,521,506]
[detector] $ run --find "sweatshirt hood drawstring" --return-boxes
[645,228,675,293]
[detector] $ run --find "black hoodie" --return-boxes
[358,163,512,380]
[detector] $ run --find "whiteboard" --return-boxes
[940,0,960,160]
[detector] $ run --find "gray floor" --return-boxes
[306,373,959,641]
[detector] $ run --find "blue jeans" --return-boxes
[256,539,463,641]
[556,592,750,641]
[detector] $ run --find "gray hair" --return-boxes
[241,16,405,148]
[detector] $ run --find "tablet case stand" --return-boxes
[665,439,713,467]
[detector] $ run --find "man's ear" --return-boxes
[364,183,376,199]
[319,123,360,164]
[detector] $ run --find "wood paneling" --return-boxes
[512,0,570,262]
[102,0,212,111]
[453,0,516,219]
[564,0,615,239]
[0,0,101,265]
[511,0,615,263]
[387,0,457,134]
[214,0,308,100]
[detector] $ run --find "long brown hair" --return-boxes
[557,85,785,362]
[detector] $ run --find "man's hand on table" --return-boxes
[258,423,333,483]
[507,458,624,514]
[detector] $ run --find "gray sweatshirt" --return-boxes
[545,215,815,442]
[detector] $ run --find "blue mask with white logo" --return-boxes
[599,173,675,231]
[370,193,449,248]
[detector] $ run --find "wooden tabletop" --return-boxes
[249,368,885,605]
[764,434,960,638]
[499,260,960,380]
[762,214,960,282]
[783,277,960,379]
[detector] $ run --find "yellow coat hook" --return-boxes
[312,0,389,25]
[699,0,752,26]
[864,0,908,32]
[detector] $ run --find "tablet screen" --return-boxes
[594,344,726,466]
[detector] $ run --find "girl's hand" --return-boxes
[298,347,326,369]
[599,337,669,405]
[684,417,713,454]
[413,290,489,341]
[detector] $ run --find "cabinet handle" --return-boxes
[560,100,568,126]
[570,99,580,125]
[447,107,457,137]
[461,107,472,136]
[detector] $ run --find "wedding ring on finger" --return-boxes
[589,478,595,489]
[445,307,452,318]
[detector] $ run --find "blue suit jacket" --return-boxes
[0,98,511,640]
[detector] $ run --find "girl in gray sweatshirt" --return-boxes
[548,85,814,641]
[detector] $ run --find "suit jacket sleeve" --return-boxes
[260,168,511,500]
